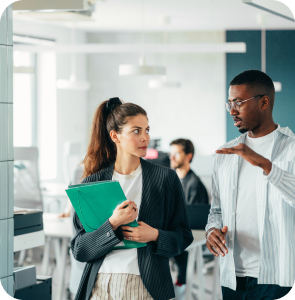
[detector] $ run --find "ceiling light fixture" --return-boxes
[118,0,166,76]
[148,77,181,89]
[148,33,181,89]
[56,26,90,90]
[260,27,281,92]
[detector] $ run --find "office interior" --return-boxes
[0,1,295,299]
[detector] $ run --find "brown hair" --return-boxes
[170,138,195,162]
[82,99,147,178]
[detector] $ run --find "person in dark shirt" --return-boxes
[170,139,209,205]
[169,138,209,299]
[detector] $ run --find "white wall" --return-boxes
[86,31,226,155]
[13,20,88,183]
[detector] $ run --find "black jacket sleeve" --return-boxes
[150,171,193,258]
[70,212,124,263]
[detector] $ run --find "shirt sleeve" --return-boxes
[70,212,124,262]
[264,162,295,208]
[205,155,223,232]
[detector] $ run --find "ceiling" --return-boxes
[13,0,295,32]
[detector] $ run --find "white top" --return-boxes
[234,129,276,277]
[99,164,142,275]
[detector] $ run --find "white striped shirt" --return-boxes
[206,125,295,291]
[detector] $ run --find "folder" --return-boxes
[66,180,146,249]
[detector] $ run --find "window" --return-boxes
[13,51,36,147]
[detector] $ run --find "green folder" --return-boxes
[65,180,146,250]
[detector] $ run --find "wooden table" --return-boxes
[186,230,220,300]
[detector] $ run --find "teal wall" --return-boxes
[226,30,295,142]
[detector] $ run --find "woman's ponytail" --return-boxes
[83,98,147,178]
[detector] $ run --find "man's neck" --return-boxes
[176,164,190,179]
[248,121,277,138]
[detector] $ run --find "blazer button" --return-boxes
[106,232,110,237]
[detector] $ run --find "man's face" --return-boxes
[169,144,187,169]
[228,84,262,134]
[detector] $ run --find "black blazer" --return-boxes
[71,158,193,300]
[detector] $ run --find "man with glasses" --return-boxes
[206,70,294,300]
[170,138,209,299]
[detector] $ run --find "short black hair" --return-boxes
[170,138,194,162]
[230,70,275,109]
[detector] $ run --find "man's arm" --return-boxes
[205,156,223,232]
[217,143,295,208]
[205,155,228,257]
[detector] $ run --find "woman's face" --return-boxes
[113,114,150,158]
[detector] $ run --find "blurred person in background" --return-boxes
[169,138,209,299]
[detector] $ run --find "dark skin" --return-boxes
[206,84,277,257]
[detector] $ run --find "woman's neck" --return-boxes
[114,152,141,175]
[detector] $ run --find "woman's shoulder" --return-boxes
[141,159,177,180]
[81,166,112,183]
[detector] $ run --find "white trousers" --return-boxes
[90,273,154,300]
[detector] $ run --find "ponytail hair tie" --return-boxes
[105,97,122,115]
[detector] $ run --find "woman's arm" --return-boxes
[70,212,124,262]
[122,171,193,258]
[71,198,138,262]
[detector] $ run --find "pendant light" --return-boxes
[118,0,166,76]
[148,76,181,89]
[148,32,181,89]
[57,26,90,90]
[257,20,282,92]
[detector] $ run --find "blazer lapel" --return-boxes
[138,158,148,222]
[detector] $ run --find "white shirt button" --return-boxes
[232,212,235,216]
[106,232,110,237]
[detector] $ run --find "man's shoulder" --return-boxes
[185,170,202,186]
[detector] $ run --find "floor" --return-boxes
[15,246,222,300]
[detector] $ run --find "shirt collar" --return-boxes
[236,124,294,143]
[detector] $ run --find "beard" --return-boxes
[174,161,184,169]
[238,127,248,134]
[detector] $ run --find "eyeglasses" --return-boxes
[225,95,264,112]
[169,152,181,159]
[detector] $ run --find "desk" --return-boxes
[186,230,219,300]
[41,183,68,213]
[41,213,72,300]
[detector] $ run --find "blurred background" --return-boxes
[1,0,295,299]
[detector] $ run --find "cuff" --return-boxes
[101,219,123,243]
[114,226,124,241]
[205,223,222,232]
[264,163,284,187]
[149,229,165,255]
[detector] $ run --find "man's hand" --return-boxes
[206,226,228,257]
[216,143,272,175]
[121,221,159,243]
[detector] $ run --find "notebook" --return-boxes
[66,180,146,249]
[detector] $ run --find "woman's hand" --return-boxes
[121,221,159,243]
[109,199,138,231]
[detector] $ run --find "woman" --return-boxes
[71,97,193,300]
